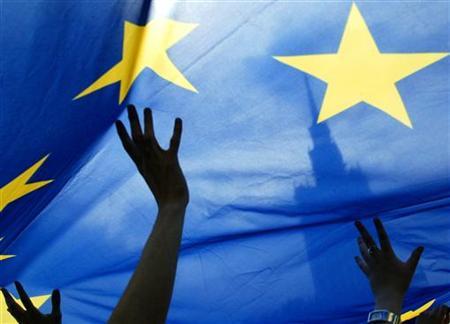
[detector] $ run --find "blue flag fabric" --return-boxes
[1,1,449,323]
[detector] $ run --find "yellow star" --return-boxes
[0,293,51,323]
[401,299,435,322]
[0,155,53,212]
[0,238,14,261]
[75,19,199,104]
[0,256,14,261]
[274,3,448,128]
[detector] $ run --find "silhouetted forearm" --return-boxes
[109,203,186,324]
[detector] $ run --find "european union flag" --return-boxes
[1,1,449,323]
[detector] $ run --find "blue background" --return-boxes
[1,1,449,323]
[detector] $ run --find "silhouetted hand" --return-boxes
[116,105,189,208]
[416,305,449,324]
[354,218,424,314]
[1,281,61,324]
[110,105,189,324]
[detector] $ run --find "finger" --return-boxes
[144,108,162,150]
[169,118,182,153]
[144,108,155,140]
[406,246,424,272]
[374,218,394,254]
[14,281,37,312]
[116,121,138,160]
[354,220,377,249]
[357,236,373,265]
[354,256,369,276]
[1,288,23,315]
[127,105,143,142]
[51,289,61,317]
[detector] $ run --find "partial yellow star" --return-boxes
[0,155,53,212]
[0,238,14,261]
[0,293,51,323]
[274,3,448,128]
[0,255,13,262]
[74,19,199,104]
[401,299,435,322]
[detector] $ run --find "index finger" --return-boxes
[14,282,37,313]
[1,287,24,318]
[354,220,377,249]
[116,121,139,161]
[51,289,61,318]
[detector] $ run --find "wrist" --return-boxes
[153,203,186,234]
[374,294,403,314]
[367,309,401,324]
[158,202,187,214]
[155,193,189,211]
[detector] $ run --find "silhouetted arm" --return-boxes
[109,105,189,324]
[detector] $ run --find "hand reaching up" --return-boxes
[1,281,61,324]
[354,218,424,314]
[116,105,189,208]
[110,105,189,324]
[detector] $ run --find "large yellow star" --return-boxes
[274,3,448,127]
[0,155,53,212]
[0,293,51,323]
[75,19,198,104]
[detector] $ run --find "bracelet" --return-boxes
[367,309,400,324]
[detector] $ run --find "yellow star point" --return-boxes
[74,19,199,104]
[274,3,448,127]
[0,238,15,262]
[0,293,51,323]
[401,299,435,322]
[0,155,53,212]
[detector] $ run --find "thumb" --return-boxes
[51,289,61,317]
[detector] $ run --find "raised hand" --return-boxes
[354,218,424,314]
[116,105,189,208]
[110,105,189,324]
[416,305,449,324]
[1,281,61,324]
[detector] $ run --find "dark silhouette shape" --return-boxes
[294,76,372,215]
[355,218,423,317]
[415,304,449,324]
[109,105,189,324]
[1,281,61,324]
[290,76,375,322]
